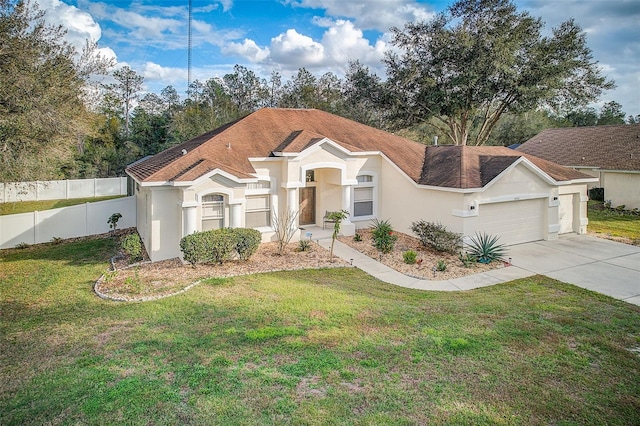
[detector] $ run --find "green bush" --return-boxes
[208,229,236,264]
[403,249,417,264]
[232,228,261,260]
[436,259,447,272]
[180,228,261,266]
[411,220,462,254]
[298,239,311,252]
[466,232,507,264]
[588,187,604,202]
[371,218,398,254]
[121,233,143,262]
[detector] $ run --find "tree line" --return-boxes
[1,0,636,183]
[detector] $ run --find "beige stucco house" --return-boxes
[517,124,640,210]
[126,108,596,262]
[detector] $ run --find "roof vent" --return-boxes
[181,149,187,155]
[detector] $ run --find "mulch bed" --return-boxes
[338,229,502,281]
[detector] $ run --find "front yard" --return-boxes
[1,237,639,425]
[588,200,640,245]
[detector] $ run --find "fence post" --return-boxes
[66,179,70,199]
[33,211,38,244]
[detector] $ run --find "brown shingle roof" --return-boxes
[516,124,640,171]
[418,145,591,189]
[126,108,592,188]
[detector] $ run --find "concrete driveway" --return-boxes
[507,234,640,306]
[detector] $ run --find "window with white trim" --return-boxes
[245,195,271,228]
[202,194,224,230]
[353,174,374,217]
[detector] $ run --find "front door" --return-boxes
[299,187,316,225]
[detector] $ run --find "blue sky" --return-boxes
[40,0,639,115]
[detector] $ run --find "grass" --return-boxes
[1,237,639,425]
[588,201,640,242]
[0,195,125,215]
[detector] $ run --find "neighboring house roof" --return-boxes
[127,108,592,189]
[516,123,640,171]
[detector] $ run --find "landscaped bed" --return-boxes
[338,228,502,280]
[97,227,504,301]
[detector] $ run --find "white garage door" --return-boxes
[558,194,574,234]
[476,198,545,245]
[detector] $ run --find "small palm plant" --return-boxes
[466,232,507,264]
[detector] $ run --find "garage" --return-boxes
[476,198,545,245]
[558,194,575,234]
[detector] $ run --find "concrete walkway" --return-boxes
[316,233,640,306]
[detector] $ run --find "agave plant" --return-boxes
[466,232,507,264]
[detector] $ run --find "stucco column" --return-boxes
[183,205,198,236]
[341,185,352,222]
[339,184,355,236]
[230,203,242,228]
[287,187,299,215]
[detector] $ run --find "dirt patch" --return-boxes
[95,241,349,301]
[338,229,503,280]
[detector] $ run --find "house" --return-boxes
[517,124,640,210]
[126,108,596,262]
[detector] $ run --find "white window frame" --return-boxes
[244,177,275,230]
[201,193,225,230]
[352,173,376,220]
[245,194,271,229]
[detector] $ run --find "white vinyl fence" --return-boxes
[0,196,136,249]
[0,177,128,203]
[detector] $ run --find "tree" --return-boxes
[280,68,318,109]
[0,0,109,182]
[486,110,556,146]
[223,64,267,113]
[343,60,388,128]
[384,0,614,146]
[104,66,144,138]
[597,101,626,125]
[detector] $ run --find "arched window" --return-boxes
[202,194,224,230]
[353,174,374,218]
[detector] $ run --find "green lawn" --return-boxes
[588,201,640,242]
[0,195,125,215]
[1,238,639,425]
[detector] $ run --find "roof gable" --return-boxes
[417,145,590,189]
[517,124,640,171]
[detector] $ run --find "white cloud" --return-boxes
[222,39,270,62]
[269,29,326,66]
[38,0,117,67]
[286,0,434,31]
[140,62,188,84]
[80,1,182,40]
[223,19,386,74]
[38,0,101,51]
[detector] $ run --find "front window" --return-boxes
[245,195,271,228]
[202,194,224,230]
[353,174,374,217]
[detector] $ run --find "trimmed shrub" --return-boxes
[208,229,236,264]
[232,228,261,260]
[121,233,143,262]
[371,218,398,254]
[403,249,417,264]
[180,228,261,266]
[411,220,462,254]
[588,187,604,202]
